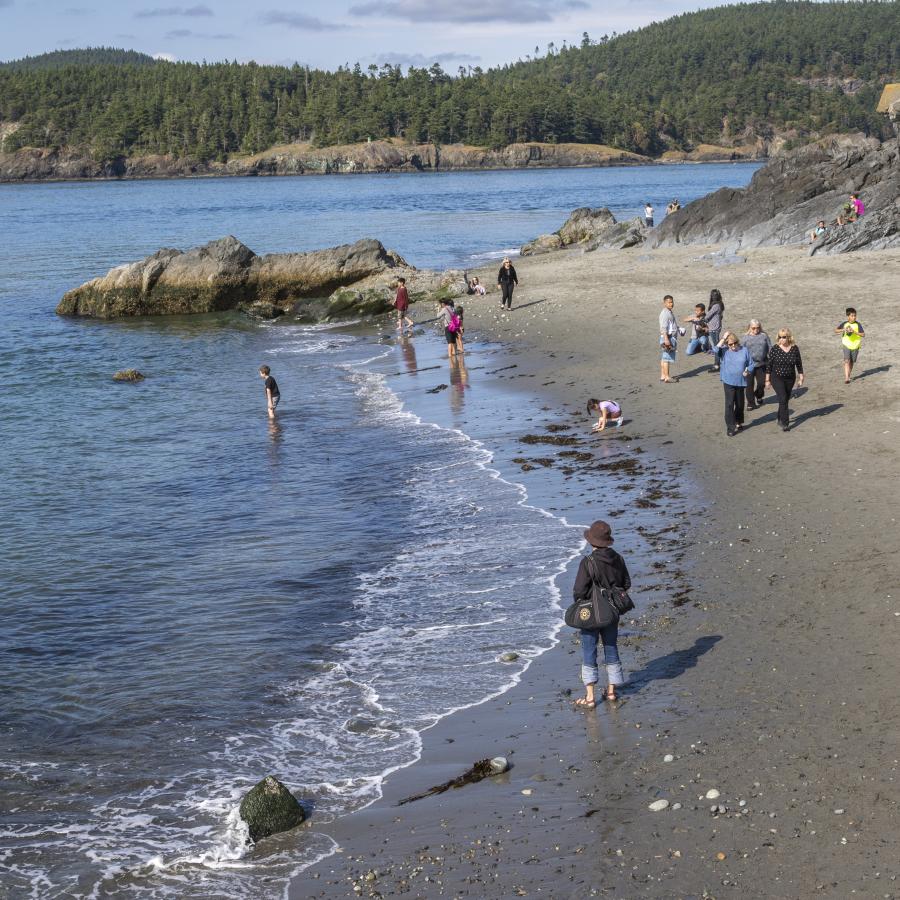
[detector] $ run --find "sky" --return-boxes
[1,0,751,71]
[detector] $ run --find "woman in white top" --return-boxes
[644,203,654,228]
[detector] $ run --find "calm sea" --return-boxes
[0,163,760,898]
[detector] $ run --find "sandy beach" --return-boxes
[298,242,900,898]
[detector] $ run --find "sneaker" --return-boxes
[747,403,757,410]
[781,424,790,432]
[727,430,736,437]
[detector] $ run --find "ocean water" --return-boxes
[0,162,759,898]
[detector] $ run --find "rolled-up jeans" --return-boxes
[580,623,624,687]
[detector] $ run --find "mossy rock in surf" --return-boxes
[326,285,393,320]
[239,776,306,842]
[112,369,145,382]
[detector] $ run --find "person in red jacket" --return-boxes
[394,277,413,333]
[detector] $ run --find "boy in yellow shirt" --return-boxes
[835,307,865,384]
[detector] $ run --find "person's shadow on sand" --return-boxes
[677,362,716,379]
[748,401,842,430]
[628,635,722,692]
[852,364,891,381]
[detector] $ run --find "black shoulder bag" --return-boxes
[593,557,636,617]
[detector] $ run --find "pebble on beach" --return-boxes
[499,652,519,663]
[705,789,721,800]
[489,756,509,774]
[648,799,670,812]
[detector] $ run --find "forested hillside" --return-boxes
[0,2,896,163]
[0,48,158,70]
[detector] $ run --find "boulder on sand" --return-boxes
[521,207,641,255]
[651,134,900,253]
[56,236,408,318]
[239,775,306,842]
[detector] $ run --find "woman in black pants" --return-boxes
[765,327,805,431]
[497,257,518,310]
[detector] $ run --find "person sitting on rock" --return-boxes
[469,276,486,296]
[809,220,827,243]
[850,193,865,219]
[835,200,854,226]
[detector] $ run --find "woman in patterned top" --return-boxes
[765,328,805,432]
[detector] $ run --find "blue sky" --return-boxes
[2,0,746,70]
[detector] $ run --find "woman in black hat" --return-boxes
[572,520,631,707]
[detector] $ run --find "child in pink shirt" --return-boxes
[587,399,624,431]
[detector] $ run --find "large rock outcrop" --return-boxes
[521,207,647,256]
[56,236,411,319]
[651,134,900,253]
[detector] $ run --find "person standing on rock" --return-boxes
[705,289,725,372]
[573,520,631,707]
[742,319,771,409]
[659,294,679,383]
[394,277,413,333]
[644,203,654,227]
[765,328,805,432]
[717,331,754,436]
[497,258,518,310]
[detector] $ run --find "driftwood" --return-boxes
[397,758,496,805]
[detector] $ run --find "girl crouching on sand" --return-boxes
[573,521,631,706]
[586,399,624,431]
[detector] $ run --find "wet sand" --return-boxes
[297,244,900,898]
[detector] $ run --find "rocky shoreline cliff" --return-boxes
[0,139,760,183]
[651,134,899,254]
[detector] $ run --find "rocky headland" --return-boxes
[651,134,900,254]
[0,138,761,183]
[56,236,466,321]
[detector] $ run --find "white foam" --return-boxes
[468,247,522,261]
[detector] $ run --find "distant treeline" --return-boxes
[1,1,897,161]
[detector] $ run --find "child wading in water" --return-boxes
[437,298,461,359]
[259,365,280,418]
[587,399,624,431]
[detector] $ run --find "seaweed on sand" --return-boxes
[398,759,497,805]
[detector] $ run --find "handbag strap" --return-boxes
[585,553,609,591]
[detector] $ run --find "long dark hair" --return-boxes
[709,288,724,311]
[586,398,600,414]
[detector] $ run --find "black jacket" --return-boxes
[497,264,518,286]
[573,547,631,601]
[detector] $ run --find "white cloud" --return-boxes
[152,51,177,61]
[259,10,348,31]
[136,5,213,18]
[373,51,481,67]
[350,0,587,24]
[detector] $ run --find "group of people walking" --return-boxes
[659,290,862,435]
